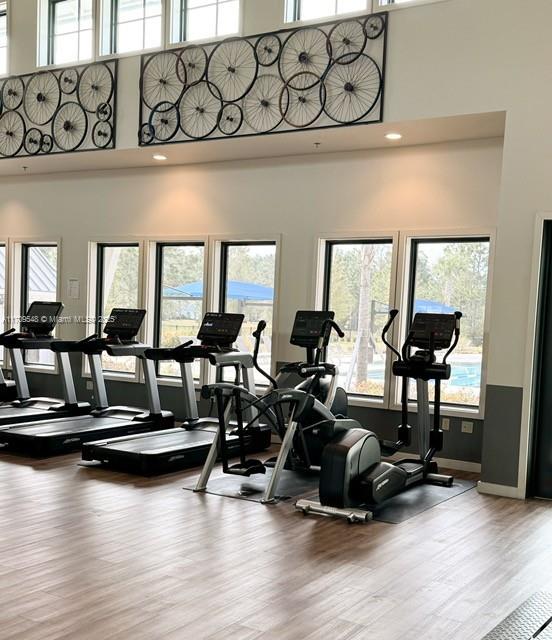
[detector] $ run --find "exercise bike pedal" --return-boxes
[226,460,266,477]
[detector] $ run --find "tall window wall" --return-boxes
[0,2,7,75]
[49,0,93,65]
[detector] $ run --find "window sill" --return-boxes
[37,57,94,72]
[373,0,452,12]
[390,401,483,421]
[283,10,373,30]
[23,364,58,375]
[82,369,138,383]
[167,32,241,51]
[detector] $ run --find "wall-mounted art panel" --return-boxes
[138,13,387,146]
[0,60,117,159]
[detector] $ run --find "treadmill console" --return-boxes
[21,301,64,336]
[410,313,456,350]
[290,310,335,349]
[103,308,146,341]
[197,313,244,347]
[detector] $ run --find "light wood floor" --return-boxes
[0,452,551,640]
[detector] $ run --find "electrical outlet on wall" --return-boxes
[86,381,93,391]
[441,418,450,431]
[461,421,474,434]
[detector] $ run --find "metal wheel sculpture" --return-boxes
[217,103,243,136]
[177,45,207,86]
[24,71,61,126]
[280,72,325,129]
[142,52,183,111]
[92,121,113,149]
[149,101,180,142]
[323,54,382,123]
[139,122,155,145]
[243,74,285,133]
[328,20,367,63]
[41,133,53,154]
[0,110,25,157]
[24,127,43,155]
[60,68,79,94]
[256,34,281,67]
[179,81,222,139]
[2,77,24,111]
[279,28,330,90]
[207,38,258,103]
[77,63,114,113]
[365,15,385,40]
[96,102,112,122]
[52,102,88,151]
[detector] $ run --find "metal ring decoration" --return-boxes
[243,74,285,133]
[52,102,89,151]
[41,133,53,154]
[149,101,180,142]
[256,34,281,67]
[179,81,222,139]
[177,45,208,86]
[24,71,61,126]
[96,102,112,122]
[207,38,259,103]
[139,122,155,145]
[280,72,325,129]
[92,121,114,149]
[24,127,44,155]
[279,28,330,90]
[323,54,382,124]
[0,110,26,157]
[328,20,367,64]
[2,77,24,111]
[142,51,183,111]
[365,15,385,40]
[60,68,79,95]
[217,103,243,136]
[77,63,114,113]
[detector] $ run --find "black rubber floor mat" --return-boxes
[184,468,319,503]
[481,592,552,639]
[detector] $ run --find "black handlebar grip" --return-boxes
[252,320,267,339]
[389,309,399,319]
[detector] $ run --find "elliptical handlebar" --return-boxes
[252,320,279,389]
[382,309,402,361]
[443,311,463,365]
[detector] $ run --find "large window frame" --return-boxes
[0,1,8,76]
[285,0,448,23]
[101,0,164,56]
[47,0,94,66]
[171,0,241,45]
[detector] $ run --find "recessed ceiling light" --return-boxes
[153,154,167,161]
[385,132,402,141]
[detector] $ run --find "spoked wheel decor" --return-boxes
[142,52,183,110]
[41,133,54,154]
[328,20,367,63]
[207,38,259,102]
[177,45,208,86]
[279,28,330,89]
[60,68,79,94]
[280,72,325,129]
[0,110,25,157]
[24,128,43,155]
[92,121,114,149]
[323,54,382,123]
[217,103,243,136]
[256,34,281,67]
[2,77,24,111]
[78,63,114,113]
[243,74,285,133]
[52,102,88,151]
[139,122,155,145]
[365,15,385,40]
[24,71,61,126]
[149,101,180,142]
[179,81,222,139]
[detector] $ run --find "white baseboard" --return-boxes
[477,481,525,499]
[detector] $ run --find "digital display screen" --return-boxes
[197,313,244,344]
[104,308,146,337]
[22,301,64,334]
[290,310,335,347]
[410,313,455,349]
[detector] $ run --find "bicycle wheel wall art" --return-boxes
[0,60,117,159]
[138,12,387,147]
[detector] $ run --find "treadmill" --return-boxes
[0,308,174,457]
[0,301,90,426]
[81,312,271,475]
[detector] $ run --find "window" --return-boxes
[102,0,162,55]
[21,244,59,367]
[286,0,368,22]
[407,237,490,408]
[219,242,277,384]
[0,244,5,362]
[154,243,205,379]
[96,243,140,373]
[49,0,93,65]
[0,2,7,75]
[322,240,394,398]
[171,0,239,43]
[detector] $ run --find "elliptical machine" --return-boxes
[296,309,462,523]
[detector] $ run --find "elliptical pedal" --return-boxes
[226,459,266,477]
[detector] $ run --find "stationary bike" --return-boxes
[296,309,462,523]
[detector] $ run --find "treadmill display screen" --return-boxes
[290,311,335,348]
[22,301,64,334]
[197,313,244,346]
[410,313,456,350]
[104,309,146,339]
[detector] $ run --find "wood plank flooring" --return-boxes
[0,451,551,640]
